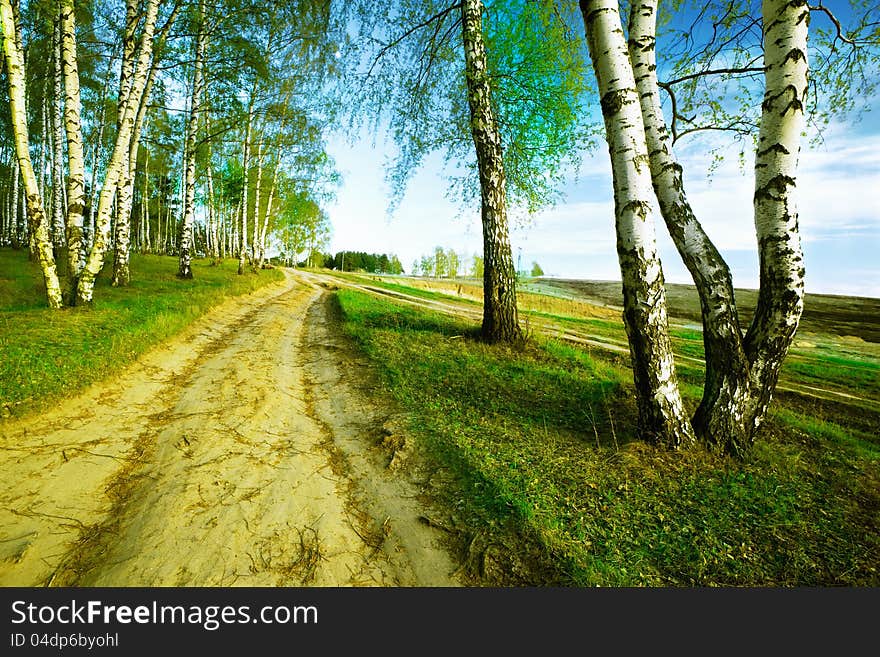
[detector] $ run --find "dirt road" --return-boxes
[0,270,460,586]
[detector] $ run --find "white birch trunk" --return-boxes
[60,0,85,304]
[87,52,114,252]
[205,134,218,260]
[38,74,48,206]
[156,188,162,254]
[178,0,207,279]
[625,0,809,454]
[627,1,750,448]
[110,1,145,287]
[1,0,63,307]
[742,0,809,442]
[77,0,160,304]
[112,56,160,285]
[580,0,694,447]
[250,137,262,265]
[143,146,150,252]
[11,157,20,248]
[257,160,279,269]
[51,16,65,251]
[237,96,254,275]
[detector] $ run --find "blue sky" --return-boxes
[322,0,880,299]
[324,108,880,297]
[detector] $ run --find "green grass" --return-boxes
[335,288,880,586]
[339,273,880,412]
[0,249,283,417]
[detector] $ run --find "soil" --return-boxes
[0,269,461,586]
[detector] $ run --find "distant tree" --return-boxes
[389,254,404,274]
[433,246,448,278]
[448,250,460,278]
[419,254,433,277]
[346,0,591,342]
[471,254,484,279]
[530,261,543,277]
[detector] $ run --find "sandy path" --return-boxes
[0,270,459,586]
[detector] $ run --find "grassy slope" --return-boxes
[335,287,880,586]
[0,250,284,417]
[356,274,880,417]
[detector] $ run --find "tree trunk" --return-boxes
[51,16,66,254]
[38,74,48,207]
[110,0,145,287]
[237,94,254,275]
[250,137,262,268]
[77,0,160,305]
[156,184,164,255]
[142,147,150,252]
[11,157,20,249]
[206,149,218,261]
[178,0,207,279]
[580,0,694,447]
[739,0,808,450]
[627,1,751,448]
[86,52,114,253]
[460,0,521,344]
[60,0,85,305]
[1,0,63,307]
[258,158,279,269]
[625,0,808,455]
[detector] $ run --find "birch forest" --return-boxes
[0,0,337,305]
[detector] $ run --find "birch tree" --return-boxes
[1,0,63,307]
[579,0,695,447]
[77,0,161,304]
[461,0,519,341]
[50,13,65,252]
[348,0,591,343]
[112,1,178,286]
[578,0,877,453]
[177,0,208,279]
[59,0,85,304]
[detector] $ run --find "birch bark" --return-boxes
[86,52,114,252]
[461,0,521,343]
[178,0,208,279]
[237,95,255,275]
[51,16,65,252]
[206,140,218,260]
[627,1,749,446]
[626,0,809,454]
[1,0,63,307]
[741,0,808,448]
[257,159,279,269]
[60,0,85,304]
[250,137,262,266]
[110,0,143,287]
[11,158,20,248]
[580,0,694,447]
[77,0,160,304]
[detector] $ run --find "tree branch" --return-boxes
[367,1,463,77]
[809,3,856,46]
[663,66,764,87]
